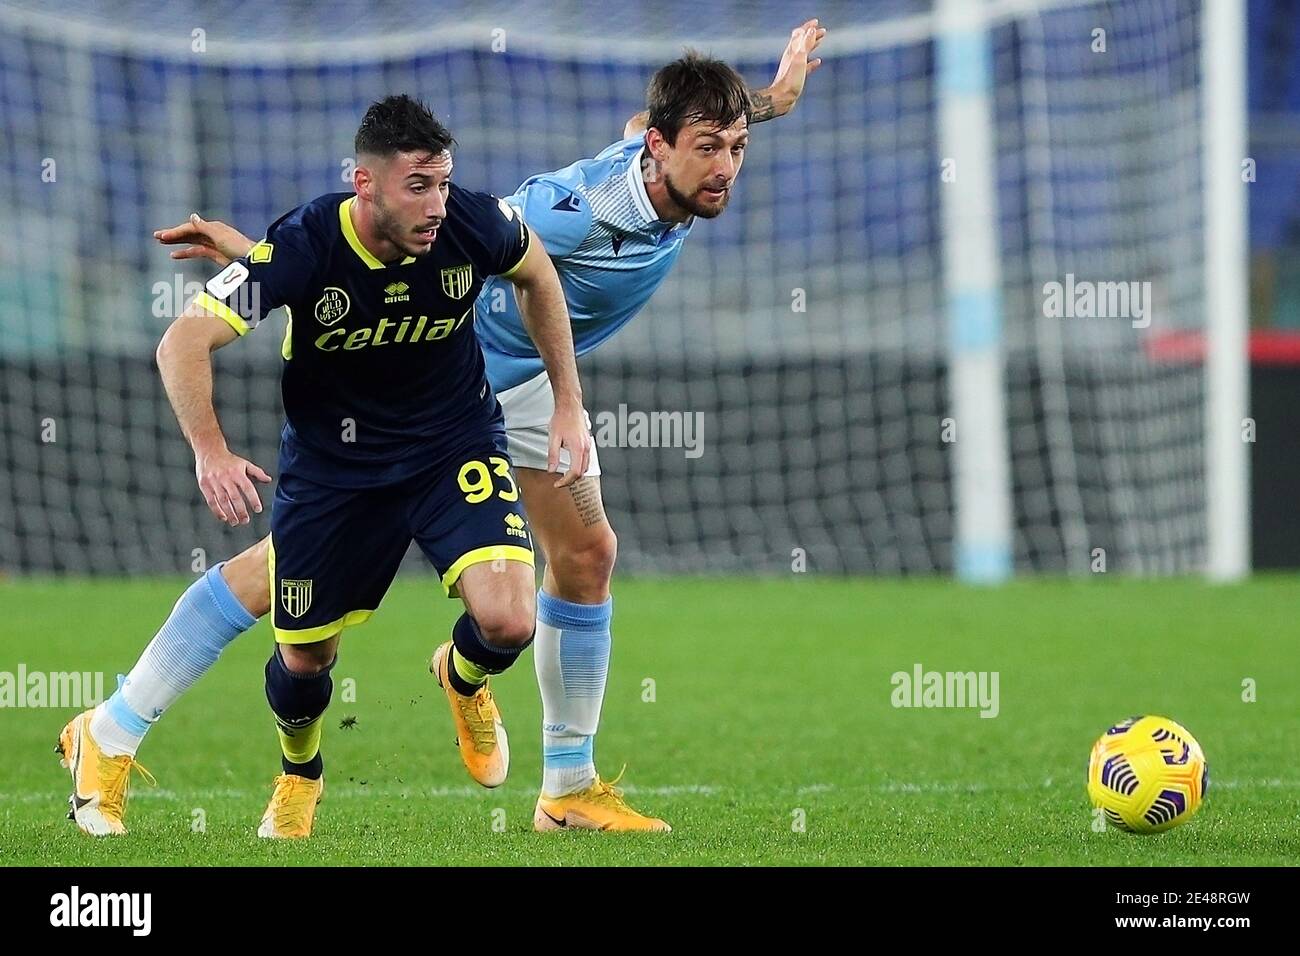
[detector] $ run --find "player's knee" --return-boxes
[277,641,335,676]
[472,605,536,650]
[549,526,617,598]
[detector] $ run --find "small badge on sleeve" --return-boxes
[206,261,249,299]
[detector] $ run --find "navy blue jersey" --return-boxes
[195,185,531,488]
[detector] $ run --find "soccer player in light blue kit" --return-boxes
[65,21,826,835]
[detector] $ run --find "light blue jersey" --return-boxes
[475,136,694,391]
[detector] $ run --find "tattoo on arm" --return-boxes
[569,477,606,528]
[748,89,778,123]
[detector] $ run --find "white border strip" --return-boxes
[0,0,1102,64]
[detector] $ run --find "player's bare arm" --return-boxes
[153,210,592,485]
[155,304,271,526]
[623,18,826,137]
[749,18,826,120]
[155,214,255,266]
[504,224,591,486]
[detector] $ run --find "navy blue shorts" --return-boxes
[269,448,533,643]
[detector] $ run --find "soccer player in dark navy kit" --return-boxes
[61,25,830,838]
[53,96,589,839]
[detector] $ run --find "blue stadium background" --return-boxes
[1,0,1297,575]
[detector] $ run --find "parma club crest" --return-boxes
[440,264,473,299]
[280,579,313,618]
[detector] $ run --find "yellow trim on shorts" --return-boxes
[192,291,249,336]
[267,537,375,643]
[441,544,534,597]
[275,609,374,645]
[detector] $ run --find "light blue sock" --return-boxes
[90,563,257,756]
[534,591,612,795]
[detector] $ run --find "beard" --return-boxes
[663,171,730,219]
[373,192,437,257]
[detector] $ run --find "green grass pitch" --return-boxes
[1,574,1297,866]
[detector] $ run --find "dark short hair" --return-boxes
[645,51,750,145]
[354,94,456,160]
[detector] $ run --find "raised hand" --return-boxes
[154,213,255,268]
[751,18,828,121]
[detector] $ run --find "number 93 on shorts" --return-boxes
[268,449,533,644]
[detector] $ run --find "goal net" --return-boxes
[0,0,1212,576]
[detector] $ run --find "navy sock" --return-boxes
[447,613,532,695]
[264,646,333,780]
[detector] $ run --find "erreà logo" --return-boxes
[384,281,410,304]
[50,886,152,936]
[504,513,528,538]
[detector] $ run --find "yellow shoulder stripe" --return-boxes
[498,225,532,279]
[192,291,249,336]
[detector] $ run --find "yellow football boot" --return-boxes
[257,773,324,839]
[430,641,509,788]
[56,709,155,837]
[533,770,671,832]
